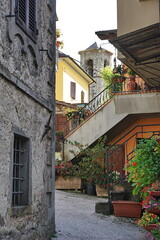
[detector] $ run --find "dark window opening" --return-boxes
[70,82,76,99]
[104,60,108,68]
[15,0,37,41]
[86,59,93,77]
[12,134,30,207]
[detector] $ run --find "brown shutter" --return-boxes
[81,91,85,103]
[70,82,76,99]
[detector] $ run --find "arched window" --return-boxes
[86,59,93,77]
[104,60,109,68]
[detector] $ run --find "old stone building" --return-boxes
[0,0,56,239]
[78,42,113,99]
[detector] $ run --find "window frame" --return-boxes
[70,81,76,99]
[12,133,30,207]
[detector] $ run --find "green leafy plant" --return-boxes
[126,137,160,198]
[128,68,136,77]
[146,225,160,240]
[136,212,160,227]
[101,66,114,86]
[68,136,107,184]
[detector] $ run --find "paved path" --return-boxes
[55,190,146,240]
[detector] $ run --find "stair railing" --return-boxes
[63,84,113,136]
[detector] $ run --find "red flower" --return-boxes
[132,162,137,166]
[137,182,140,186]
[151,214,156,218]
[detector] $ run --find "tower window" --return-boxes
[86,59,93,77]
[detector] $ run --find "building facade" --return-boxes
[0,0,56,239]
[56,52,94,104]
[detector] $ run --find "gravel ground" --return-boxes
[55,190,147,240]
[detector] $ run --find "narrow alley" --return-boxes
[55,190,146,240]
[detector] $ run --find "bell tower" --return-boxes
[79,42,113,100]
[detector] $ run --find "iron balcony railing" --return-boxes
[63,84,113,136]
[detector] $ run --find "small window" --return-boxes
[70,82,76,99]
[12,134,30,207]
[104,60,108,68]
[86,59,93,77]
[15,0,37,41]
[81,91,85,103]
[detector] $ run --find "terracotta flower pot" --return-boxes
[112,201,142,218]
[143,224,157,231]
[150,191,160,198]
[147,208,160,216]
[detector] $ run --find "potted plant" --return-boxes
[149,182,160,198]
[142,195,160,216]
[55,160,82,190]
[127,68,138,91]
[112,200,142,218]
[69,136,107,195]
[126,137,160,200]
[136,212,160,231]
[146,225,160,239]
[56,131,64,141]
[56,28,64,49]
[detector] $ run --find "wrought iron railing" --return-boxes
[105,124,160,213]
[63,84,113,136]
[63,81,160,136]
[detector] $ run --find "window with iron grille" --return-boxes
[12,134,30,207]
[15,0,37,41]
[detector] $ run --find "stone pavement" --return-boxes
[55,190,147,240]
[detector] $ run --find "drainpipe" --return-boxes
[51,0,56,235]
[106,149,112,214]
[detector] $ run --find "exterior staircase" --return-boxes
[63,85,160,161]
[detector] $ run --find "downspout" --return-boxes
[51,0,56,234]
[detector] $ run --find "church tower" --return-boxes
[78,42,113,100]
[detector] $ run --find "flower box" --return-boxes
[112,201,142,218]
[96,185,108,197]
[150,191,160,198]
[143,224,157,231]
[147,208,160,216]
[55,176,82,190]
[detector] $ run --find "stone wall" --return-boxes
[0,0,56,239]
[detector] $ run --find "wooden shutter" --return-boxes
[29,0,36,33]
[18,0,26,23]
[81,91,85,103]
[70,82,76,99]
[16,0,26,29]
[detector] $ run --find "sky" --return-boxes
[56,0,117,64]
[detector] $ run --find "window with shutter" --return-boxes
[70,82,76,99]
[15,0,37,41]
[29,0,36,33]
[81,91,85,103]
